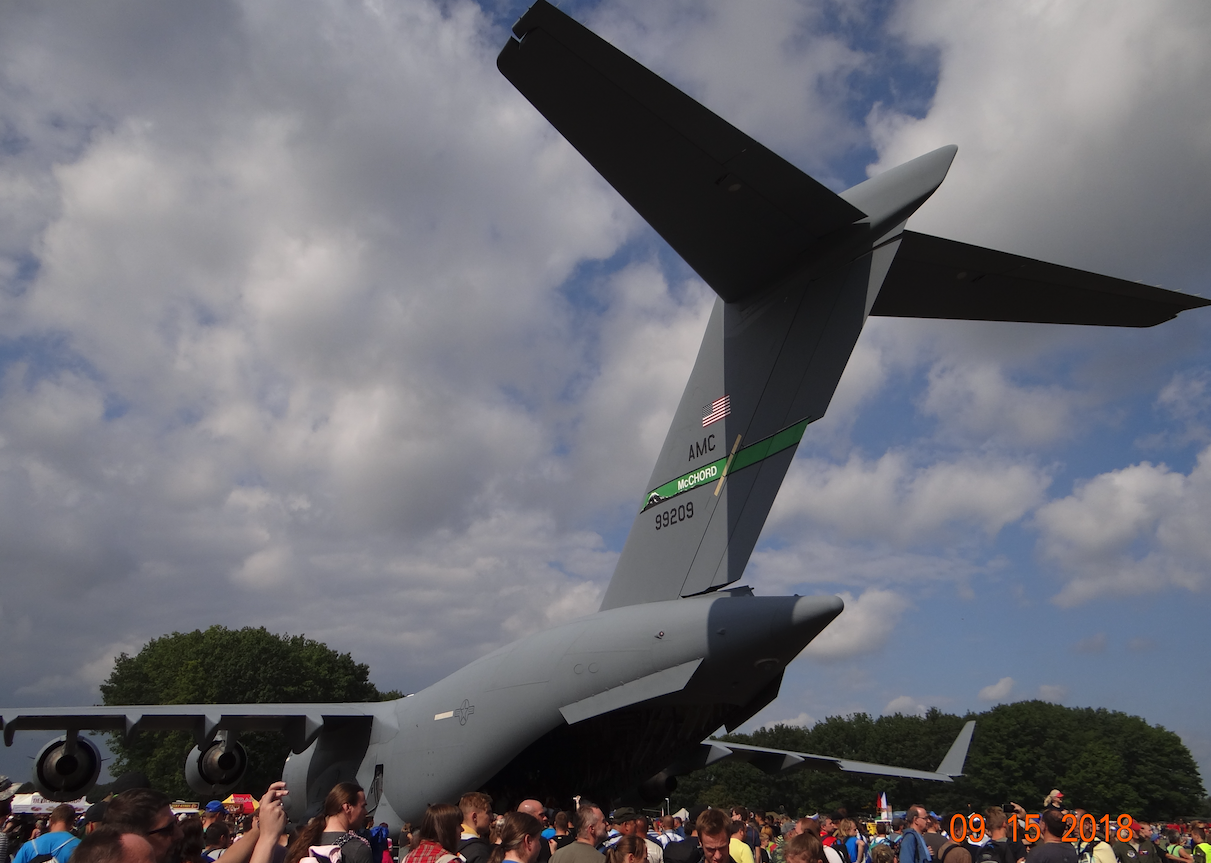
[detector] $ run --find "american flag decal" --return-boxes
[702,395,730,427]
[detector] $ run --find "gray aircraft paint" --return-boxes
[3,0,1207,832]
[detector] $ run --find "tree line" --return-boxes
[672,705,1208,822]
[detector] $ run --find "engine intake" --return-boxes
[185,736,249,796]
[33,735,102,802]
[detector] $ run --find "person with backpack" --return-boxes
[10,804,79,863]
[284,782,373,863]
[403,804,464,863]
[458,793,495,863]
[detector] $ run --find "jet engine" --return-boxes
[637,770,677,803]
[33,735,102,802]
[185,734,249,796]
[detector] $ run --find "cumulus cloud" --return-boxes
[884,695,927,717]
[804,589,904,660]
[1034,447,1211,605]
[978,676,1015,702]
[771,451,1050,544]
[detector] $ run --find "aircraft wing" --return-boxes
[676,719,975,783]
[871,231,1211,327]
[0,704,380,753]
[497,0,865,304]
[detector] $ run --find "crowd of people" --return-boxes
[1,771,1208,863]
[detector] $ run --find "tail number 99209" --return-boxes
[655,501,693,530]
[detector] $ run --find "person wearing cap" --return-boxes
[202,801,227,831]
[83,801,109,835]
[12,804,81,863]
[1113,820,1161,863]
[606,810,662,863]
[1043,793,1065,813]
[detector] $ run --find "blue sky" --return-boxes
[1,0,1209,800]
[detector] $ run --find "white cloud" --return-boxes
[1034,447,1211,605]
[765,712,817,729]
[804,589,904,661]
[978,676,1015,702]
[883,696,927,717]
[921,363,1077,448]
[771,451,1050,545]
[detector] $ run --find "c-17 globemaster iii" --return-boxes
[2,0,1206,830]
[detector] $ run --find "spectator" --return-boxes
[203,803,227,832]
[608,837,649,863]
[553,812,576,852]
[607,809,663,863]
[698,809,739,863]
[285,782,372,863]
[1114,821,1161,863]
[0,776,13,863]
[837,821,864,863]
[519,801,554,863]
[784,833,824,863]
[181,816,207,863]
[1189,828,1209,863]
[552,804,610,863]
[664,806,709,863]
[1043,793,1064,813]
[459,793,495,863]
[12,804,80,863]
[489,813,545,863]
[870,848,894,863]
[967,807,1019,863]
[403,803,463,863]
[72,825,158,863]
[900,807,932,863]
[922,817,946,859]
[1024,811,1075,863]
[731,821,756,863]
[83,803,109,836]
[204,821,233,860]
[104,788,183,863]
[1164,831,1192,863]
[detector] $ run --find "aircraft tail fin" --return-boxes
[498,0,864,305]
[934,719,976,777]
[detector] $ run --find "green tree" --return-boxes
[672,703,1205,820]
[100,626,401,799]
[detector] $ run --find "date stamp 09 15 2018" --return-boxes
[948,813,1135,844]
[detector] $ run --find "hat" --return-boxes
[204,801,226,813]
[612,807,640,823]
[1130,820,1146,833]
[0,776,14,803]
[84,802,109,824]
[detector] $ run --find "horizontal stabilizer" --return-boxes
[498,0,864,303]
[872,231,1210,327]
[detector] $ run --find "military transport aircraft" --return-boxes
[2,0,1207,829]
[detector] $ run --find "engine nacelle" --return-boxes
[33,735,102,802]
[185,738,249,796]
[637,770,677,803]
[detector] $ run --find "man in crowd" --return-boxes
[730,820,756,863]
[11,804,80,863]
[698,809,740,863]
[1190,826,1209,863]
[105,788,183,863]
[1114,821,1161,863]
[966,807,1018,863]
[520,801,554,863]
[923,815,947,859]
[552,804,610,863]
[71,826,158,863]
[459,793,495,863]
[1025,810,1076,863]
[202,821,232,861]
[900,806,932,863]
[607,809,663,863]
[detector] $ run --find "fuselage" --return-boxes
[283,590,842,827]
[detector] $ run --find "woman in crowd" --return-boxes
[404,803,464,863]
[285,782,374,863]
[488,812,545,863]
[607,836,649,863]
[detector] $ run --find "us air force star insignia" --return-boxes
[455,699,475,725]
